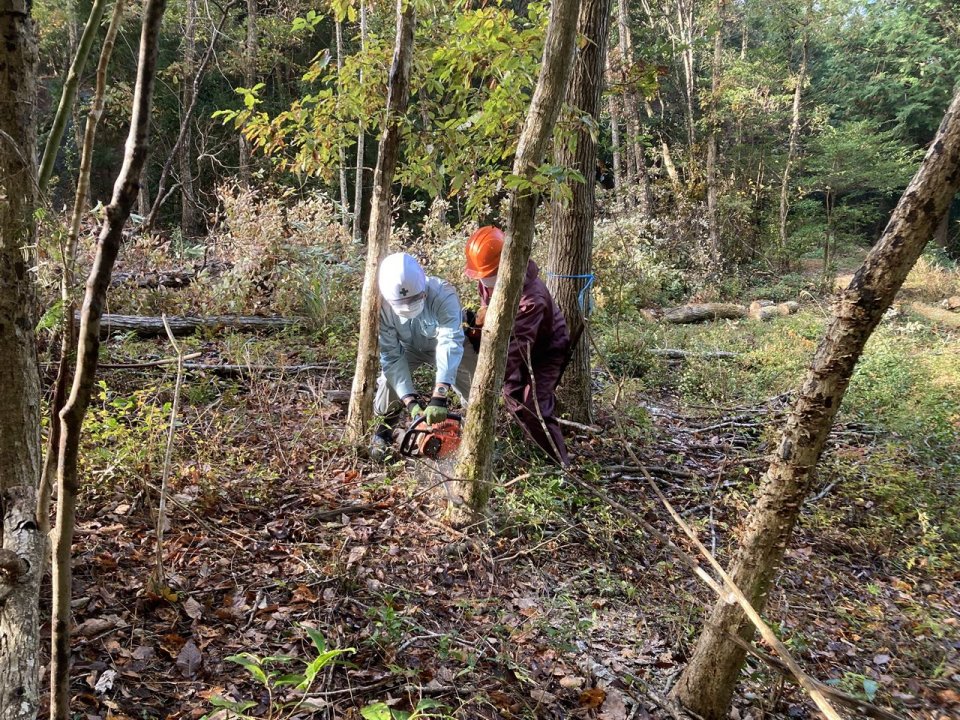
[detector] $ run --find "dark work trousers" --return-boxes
[502,355,569,466]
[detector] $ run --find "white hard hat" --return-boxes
[378,252,426,303]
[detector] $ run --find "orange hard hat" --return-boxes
[465,226,504,279]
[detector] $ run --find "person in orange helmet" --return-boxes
[464,226,571,466]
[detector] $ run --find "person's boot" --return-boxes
[368,427,394,462]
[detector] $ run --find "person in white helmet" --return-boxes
[370,252,476,460]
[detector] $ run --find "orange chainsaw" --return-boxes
[398,413,463,460]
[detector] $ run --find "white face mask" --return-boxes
[479,275,497,289]
[393,298,425,319]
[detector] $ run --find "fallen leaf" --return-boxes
[530,688,556,704]
[94,669,117,694]
[346,546,367,567]
[176,640,202,678]
[183,597,204,620]
[873,654,891,665]
[599,688,628,720]
[579,688,606,709]
[559,675,585,689]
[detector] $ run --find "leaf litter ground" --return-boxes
[43,334,958,720]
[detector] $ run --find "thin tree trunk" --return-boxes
[778,12,808,268]
[548,0,610,424]
[138,165,150,216]
[239,0,257,184]
[705,0,723,270]
[0,2,43,718]
[452,0,581,524]
[345,0,416,442]
[352,1,367,241]
[606,61,624,205]
[678,0,696,169]
[49,0,168,716]
[336,18,349,228]
[179,0,198,238]
[673,87,960,720]
[38,0,108,193]
[39,0,127,531]
[144,3,229,230]
[617,0,650,213]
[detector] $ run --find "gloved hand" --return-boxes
[425,397,448,425]
[407,401,425,420]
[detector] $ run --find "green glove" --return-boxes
[407,402,425,419]
[424,398,448,425]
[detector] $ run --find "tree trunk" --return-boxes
[37,0,108,193]
[617,0,651,214]
[138,165,150,216]
[673,87,960,720]
[452,0,581,523]
[605,61,624,205]
[548,0,610,424]
[705,0,723,270]
[336,18,349,228]
[239,0,257,184]
[352,1,367,241]
[39,0,127,531]
[179,0,199,238]
[0,3,43,718]
[49,0,167,716]
[932,200,950,249]
[81,312,296,337]
[678,0,696,165]
[778,10,808,268]
[345,0,416,443]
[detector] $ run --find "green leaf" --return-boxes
[225,653,269,686]
[302,625,328,654]
[862,678,879,701]
[360,702,393,720]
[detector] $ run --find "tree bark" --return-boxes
[179,0,200,238]
[548,0,610,424]
[37,0,108,193]
[49,0,168,716]
[778,7,808,268]
[452,0,581,523]
[238,0,257,184]
[0,2,43,718]
[674,87,960,720]
[352,1,367,241]
[39,0,127,532]
[345,0,416,443]
[677,0,696,164]
[605,57,624,205]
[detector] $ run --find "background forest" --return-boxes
[4,0,958,718]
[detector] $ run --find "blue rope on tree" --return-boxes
[547,272,595,312]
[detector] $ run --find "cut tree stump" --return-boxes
[82,313,302,337]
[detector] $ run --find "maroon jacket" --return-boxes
[479,261,570,381]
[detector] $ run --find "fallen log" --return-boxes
[179,362,338,377]
[660,301,800,324]
[111,270,194,289]
[648,348,739,359]
[661,303,746,324]
[82,313,302,337]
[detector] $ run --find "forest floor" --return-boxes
[41,254,959,720]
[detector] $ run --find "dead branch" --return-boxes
[79,313,302,337]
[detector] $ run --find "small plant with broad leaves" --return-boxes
[204,627,354,719]
[360,698,455,720]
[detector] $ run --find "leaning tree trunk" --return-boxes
[49,0,168,716]
[451,0,581,524]
[344,0,416,443]
[0,2,44,718]
[178,0,200,238]
[547,0,610,424]
[352,0,368,241]
[37,0,108,193]
[778,9,808,269]
[673,87,960,720]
